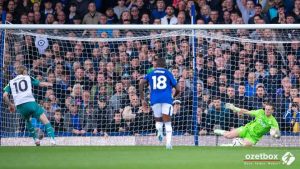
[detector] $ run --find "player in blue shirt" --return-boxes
[139,57,180,149]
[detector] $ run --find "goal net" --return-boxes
[1,25,300,146]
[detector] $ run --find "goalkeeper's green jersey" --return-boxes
[246,109,279,139]
[146,67,154,74]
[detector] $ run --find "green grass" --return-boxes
[0,146,299,169]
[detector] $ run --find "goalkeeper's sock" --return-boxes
[45,123,55,139]
[26,120,37,140]
[214,129,226,136]
[164,122,172,146]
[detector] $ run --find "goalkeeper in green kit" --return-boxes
[214,102,280,146]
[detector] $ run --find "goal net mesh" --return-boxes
[1,28,300,146]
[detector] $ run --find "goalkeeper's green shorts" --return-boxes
[237,126,259,145]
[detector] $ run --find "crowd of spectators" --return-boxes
[1,0,300,136]
[1,0,300,25]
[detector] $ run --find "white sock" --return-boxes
[155,122,163,133]
[164,122,172,145]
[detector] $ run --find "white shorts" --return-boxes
[151,103,173,118]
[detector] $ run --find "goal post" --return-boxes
[1,24,300,146]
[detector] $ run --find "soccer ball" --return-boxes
[232,138,243,146]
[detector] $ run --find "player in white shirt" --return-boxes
[3,65,56,146]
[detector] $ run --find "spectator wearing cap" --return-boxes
[151,0,166,19]
[161,5,177,25]
[82,2,102,24]
[172,99,191,135]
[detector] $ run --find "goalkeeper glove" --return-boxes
[225,103,241,112]
[270,129,281,139]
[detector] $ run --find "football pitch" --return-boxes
[0,146,299,169]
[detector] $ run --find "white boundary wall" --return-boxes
[1,136,299,147]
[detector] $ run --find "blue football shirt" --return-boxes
[144,68,177,105]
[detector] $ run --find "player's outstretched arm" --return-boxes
[225,103,251,115]
[39,82,53,88]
